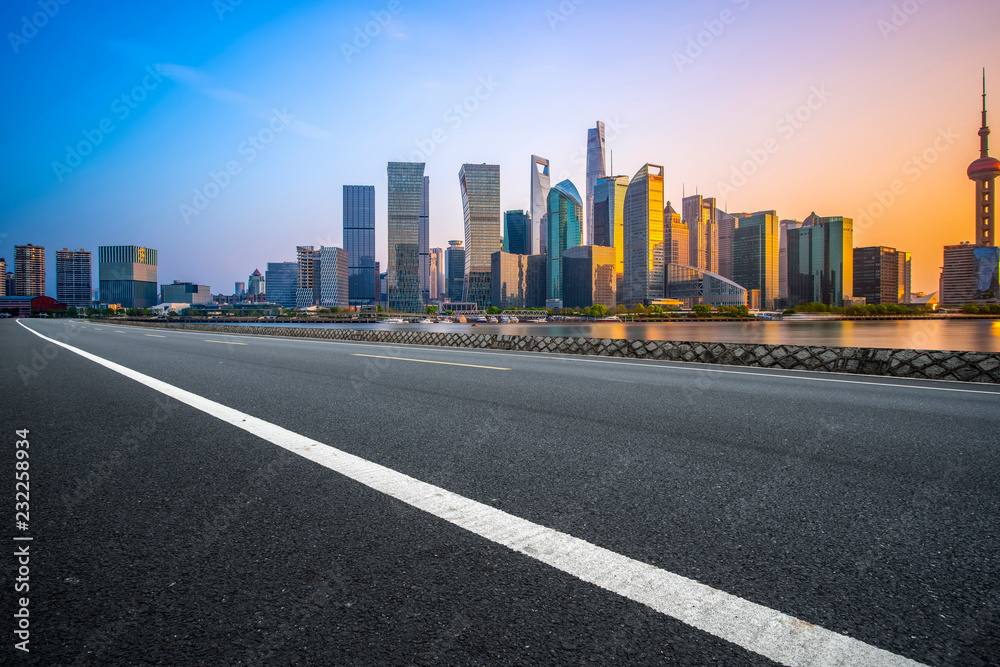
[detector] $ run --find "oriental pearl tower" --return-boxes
[968,69,1000,246]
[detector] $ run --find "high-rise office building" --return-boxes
[4,272,13,298]
[265,261,298,308]
[14,244,45,297]
[530,155,550,255]
[419,176,431,304]
[898,252,912,305]
[683,195,718,273]
[969,70,999,247]
[0,259,5,296]
[717,210,746,280]
[731,210,779,310]
[623,164,665,305]
[503,210,531,256]
[248,269,264,296]
[295,245,321,307]
[593,175,629,301]
[344,184,376,306]
[428,248,441,302]
[56,248,91,307]
[445,240,466,302]
[778,219,803,301]
[460,163,501,308]
[431,249,445,301]
[546,179,583,304]
[491,251,546,309]
[98,245,157,308]
[940,243,998,304]
[585,121,606,245]
[787,215,854,307]
[235,282,246,296]
[663,202,690,267]
[320,246,349,309]
[387,162,425,312]
[563,245,617,309]
[853,246,911,305]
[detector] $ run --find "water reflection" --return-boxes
[225,318,1000,353]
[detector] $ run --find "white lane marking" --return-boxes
[91,322,1000,396]
[19,321,925,667]
[351,353,509,371]
[204,339,248,346]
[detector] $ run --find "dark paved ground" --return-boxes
[1,318,998,665]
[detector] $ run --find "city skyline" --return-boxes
[2,1,997,296]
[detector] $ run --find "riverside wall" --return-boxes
[109,320,1000,384]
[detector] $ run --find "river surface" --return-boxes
[225,318,1000,352]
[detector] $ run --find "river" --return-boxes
[224,318,1000,353]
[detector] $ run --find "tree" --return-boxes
[962,304,981,314]
[590,304,608,318]
[692,304,712,317]
[486,306,500,315]
[426,305,438,315]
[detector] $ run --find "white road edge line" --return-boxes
[19,321,926,667]
[78,321,999,395]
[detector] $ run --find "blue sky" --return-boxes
[1,0,997,294]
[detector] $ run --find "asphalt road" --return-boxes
[1,318,998,666]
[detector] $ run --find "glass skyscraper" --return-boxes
[530,155,550,255]
[445,240,465,302]
[419,176,430,304]
[503,210,531,256]
[387,162,425,312]
[343,185,376,306]
[585,121,606,246]
[622,164,665,305]
[731,210,779,310]
[320,246,349,309]
[56,248,91,307]
[787,216,854,307]
[593,175,629,298]
[98,245,157,308]
[14,244,45,297]
[265,261,298,309]
[683,195,718,274]
[546,179,583,303]
[459,163,501,308]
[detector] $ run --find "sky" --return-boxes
[1,0,997,296]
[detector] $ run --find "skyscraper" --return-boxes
[387,162,425,312]
[968,70,999,247]
[530,155,550,255]
[265,261,298,308]
[14,244,45,297]
[295,245,321,307]
[623,164,665,305]
[0,258,5,296]
[56,248,91,307]
[663,202,690,267]
[428,248,441,302]
[787,215,854,307]
[248,269,264,296]
[563,245,617,309]
[778,219,803,302]
[491,251,546,310]
[683,195,718,273]
[585,121,606,245]
[717,210,747,280]
[593,175,629,300]
[419,175,431,304]
[459,163,501,308]
[731,211,779,310]
[445,240,466,302]
[853,246,909,305]
[344,184,376,306]
[503,210,531,256]
[235,282,246,296]
[546,179,583,304]
[98,246,157,308]
[320,246,349,309]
